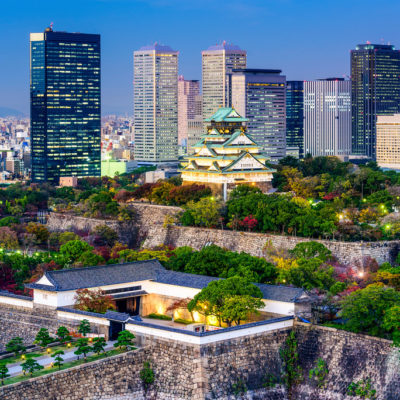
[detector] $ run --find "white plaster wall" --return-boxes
[57,291,78,307]
[36,275,54,286]
[126,319,293,345]
[261,300,295,316]
[0,295,33,309]
[33,289,58,307]
[57,310,110,326]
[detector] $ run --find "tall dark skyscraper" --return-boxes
[351,44,400,159]
[286,81,304,158]
[30,27,101,183]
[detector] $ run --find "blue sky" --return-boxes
[1,0,400,115]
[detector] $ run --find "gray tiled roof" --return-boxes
[26,260,164,292]
[26,259,308,303]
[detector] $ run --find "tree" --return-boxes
[187,276,264,327]
[78,319,91,337]
[58,231,80,246]
[76,250,105,267]
[183,198,222,228]
[92,225,118,247]
[0,364,9,385]
[34,328,53,348]
[25,222,49,245]
[382,305,400,345]
[74,338,91,360]
[51,350,64,370]
[74,289,116,314]
[56,326,72,345]
[92,337,107,354]
[114,330,136,350]
[140,361,155,396]
[60,240,93,263]
[340,284,400,336]
[220,295,264,326]
[21,358,44,376]
[0,227,19,249]
[289,242,332,262]
[5,337,26,356]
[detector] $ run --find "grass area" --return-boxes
[322,322,350,331]
[2,349,124,386]
[146,313,172,321]
[174,318,194,325]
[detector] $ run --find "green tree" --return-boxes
[21,358,44,376]
[58,231,80,246]
[187,276,264,327]
[77,250,105,267]
[92,337,107,354]
[56,326,71,345]
[289,241,332,262]
[184,197,222,228]
[140,361,155,395]
[78,319,91,337]
[34,328,53,348]
[341,284,400,336]
[51,350,64,370]
[5,337,26,356]
[382,305,400,345]
[220,295,264,326]
[74,338,91,361]
[0,364,9,385]
[25,222,49,245]
[114,330,136,350]
[60,240,93,263]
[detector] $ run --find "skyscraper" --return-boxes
[286,81,304,158]
[231,69,286,161]
[351,44,400,159]
[30,27,101,183]
[376,114,400,169]
[304,79,351,157]
[178,76,201,149]
[134,44,178,163]
[202,42,246,122]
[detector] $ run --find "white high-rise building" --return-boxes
[231,69,286,161]
[134,44,179,162]
[376,114,400,169]
[202,42,246,122]
[304,79,351,157]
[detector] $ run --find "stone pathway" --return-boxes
[6,340,116,377]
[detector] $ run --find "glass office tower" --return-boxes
[351,44,400,159]
[286,81,304,158]
[231,69,286,161]
[30,27,101,183]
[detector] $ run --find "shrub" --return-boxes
[146,313,172,321]
[140,361,155,394]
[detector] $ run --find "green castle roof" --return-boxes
[205,107,248,123]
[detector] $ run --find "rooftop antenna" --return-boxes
[50,22,54,31]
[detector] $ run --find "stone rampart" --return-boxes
[0,323,399,399]
[145,224,400,265]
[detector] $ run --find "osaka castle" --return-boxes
[180,107,275,200]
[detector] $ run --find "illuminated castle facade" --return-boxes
[180,107,275,199]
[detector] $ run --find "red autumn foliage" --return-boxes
[110,242,128,259]
[0,263,19,293]
[114,189,135,203]
[93,246,111,261]
[240,215,258,231]
[323,192,340,201]
[74,288,116,314]
[132,183,160,200]
[166,184,212,206]
[29,260,62,283]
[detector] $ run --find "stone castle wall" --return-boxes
[2,323,399,399]
[48,204,400,265]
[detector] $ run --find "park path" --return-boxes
[6,340,116,377]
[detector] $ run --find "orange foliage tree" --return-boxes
[74,288,116,314]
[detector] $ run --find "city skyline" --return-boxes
[1,0,400,115]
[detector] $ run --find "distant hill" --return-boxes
[0,107,26,117]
